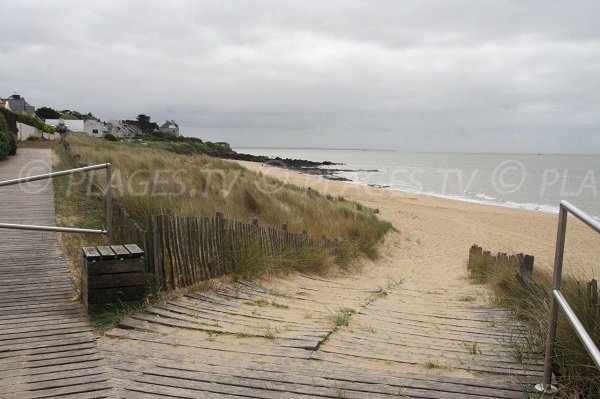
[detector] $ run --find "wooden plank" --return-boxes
[87,286,145,304]
[150,215,163,289]
[200,216,211,280]
[81,246,101,260]
[124,243,144,257]
[96,246,116,259]
[162,214,173,290]
[110,244,130,258]
[87,272,145,290]
[86,258,145,275]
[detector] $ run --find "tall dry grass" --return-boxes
[52,141,106,297]
[468,257,600,398]
[63,133,393,267]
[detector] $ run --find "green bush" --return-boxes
[169,142,195,155]
[0,114,7,132]
[104,133,118,141]
[2,131,17,155]
[26,136,42,142]
[0,133,10,160]
[13,112,55,133]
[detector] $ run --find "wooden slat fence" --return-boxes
[468,244,599,314]
[146,213,337,290]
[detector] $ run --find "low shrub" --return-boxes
[0,114,7,132]
[13,112,55,133]
[0,131,17,159]
[2,131,17,155]
[0,136,9,160]
[104,133,118,141]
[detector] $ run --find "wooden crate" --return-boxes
[81,244,145,309]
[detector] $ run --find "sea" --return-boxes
[235,148,600,218]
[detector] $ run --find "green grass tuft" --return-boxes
[327,308,355,328]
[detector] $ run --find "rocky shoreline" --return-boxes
[208,145,381,181]
[218,151,357,181]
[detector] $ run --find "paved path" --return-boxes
[0,149,116,398]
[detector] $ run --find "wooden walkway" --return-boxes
[0,149,116,398]
[101,275,544,398]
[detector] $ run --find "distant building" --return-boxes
[4,94,35,115]
[84,119,106,136]
[0,99,6,109]
[105,120,141,137]
[159,120,179,136]
[45,119,85,132]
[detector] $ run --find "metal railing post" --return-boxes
[536,205,568,394]
[106,163,113,245]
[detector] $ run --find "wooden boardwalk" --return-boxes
[101,275,544,398]
[0,149,116,398]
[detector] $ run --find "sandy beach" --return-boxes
[238,160,600,292]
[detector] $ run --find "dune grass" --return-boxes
[60,134,393,276]
[52,140,106,298]
[467,257,600,397]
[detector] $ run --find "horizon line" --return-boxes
[232,146,600,156]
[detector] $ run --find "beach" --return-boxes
[237,159,600,293]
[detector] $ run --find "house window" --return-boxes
[93,129,98,134]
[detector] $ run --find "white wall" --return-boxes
[16,122,56,141]
[16,122,40,140]
[84,120,105,136]
[45,119,85,132]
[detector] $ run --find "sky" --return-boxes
[1,1,599,153]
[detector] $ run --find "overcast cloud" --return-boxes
[1,0,599,153]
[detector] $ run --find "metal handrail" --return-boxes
[0,163,113,244]
[536,200,600,394]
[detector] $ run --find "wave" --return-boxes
[330,170,561,215]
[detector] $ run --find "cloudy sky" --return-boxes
[1,1,599,153]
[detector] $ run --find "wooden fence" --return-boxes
[63,136,339,291]
[468,244,599,312]
[468,244,534,286]
[114,207,337,291]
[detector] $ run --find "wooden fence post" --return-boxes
[215,212,225,274]
[588,279,598,315]
[468,245,482,266]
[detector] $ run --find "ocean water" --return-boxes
[236,148,600,218]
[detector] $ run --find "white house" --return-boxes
[84,119,105,136]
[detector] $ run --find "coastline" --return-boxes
[237,148,600,219]
[235,159,600,281]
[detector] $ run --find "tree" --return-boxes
[59,109,98,120]
[135,114,158,134]
[35,106,61,120]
